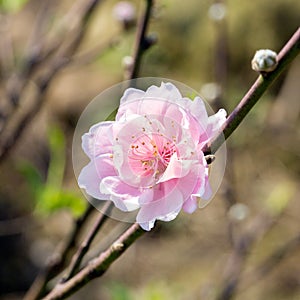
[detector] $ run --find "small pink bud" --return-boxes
[113,1,136,30]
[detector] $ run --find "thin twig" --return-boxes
[216,214,276,300]
[68,37,120,68]
[242,232,300,289]
[42,223,145,300]
[0,14,15,78]
[24,204,94,300]
[0,0,103,163]
[61,202,114,282]
[204,27,300,155]
[127,0,154,80]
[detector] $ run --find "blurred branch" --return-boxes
[68,37,120,68]
[127,0,155,80]
[61,202,113,282]
[24,204,94,300]
[212,0,229,108]
[0,13,14,78]
[216,213,276,300]
[204,27,300,155]
[242,232,300,290]
[42,223,145,300]
[0,0,104,163]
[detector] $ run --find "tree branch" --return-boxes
[42,223,145,300]
[0,0,104,163]
[204,27,300,155]
[24,204,94,300]
[242,232,300,289]
[127,0,154,80]
[61,202,114,282]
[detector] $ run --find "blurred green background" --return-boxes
[0,0,299,299]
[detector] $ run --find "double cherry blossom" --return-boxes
[78,82,226,230]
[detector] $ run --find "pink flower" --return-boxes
[78,82,226,230]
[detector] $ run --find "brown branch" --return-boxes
[203,27,300,155]
[242,232,300,289]
[0,0,104,163]
[127,0,155,80]
[216,214,276,300]
[61,202,114,282]
[24,204,94,300]
[42,223,145,300]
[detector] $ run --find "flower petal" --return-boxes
[136,180,183,225]
[157,153,195,183]
[206,108,227,140]
[182,196,198,214]
[100,176,141,211]
[78,154,116,200]
[145,82,182,101]
[82,121,114,159]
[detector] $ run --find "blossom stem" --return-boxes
[204,27,300,155]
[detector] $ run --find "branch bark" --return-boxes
[42,223,145,300]
[24,204,94,300]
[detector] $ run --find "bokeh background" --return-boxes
[0,0,299,299]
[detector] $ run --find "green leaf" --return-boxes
[17,160,44,198]
[109,282,132,300]
[36,186,86,217]
[46,125,66,188]
[0,0,28,13]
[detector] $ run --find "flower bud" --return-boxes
[208,3,227,22]
[251,49,278,72]
[228,203,249,222]
[113,1,136,30]
[122,55,134,69]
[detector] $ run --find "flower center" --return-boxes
[128,133,177,182]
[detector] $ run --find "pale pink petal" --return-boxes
[186,96,209,127]
[178,164,205,198]
[182,196,198,214]
[157,207,181,222]
[100,176,141,211]
[157,153,195,183]
[116,89,145,120]
[78,154,116,200]
[145,82,182,101]
[206,108,227,140]
[139,207,181,231]
[139,220,155,231]
[118,83,185,126]
[82,121,114,159]
[136,180,183,225]
[120,88,145,105]
[201,175,213,200]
